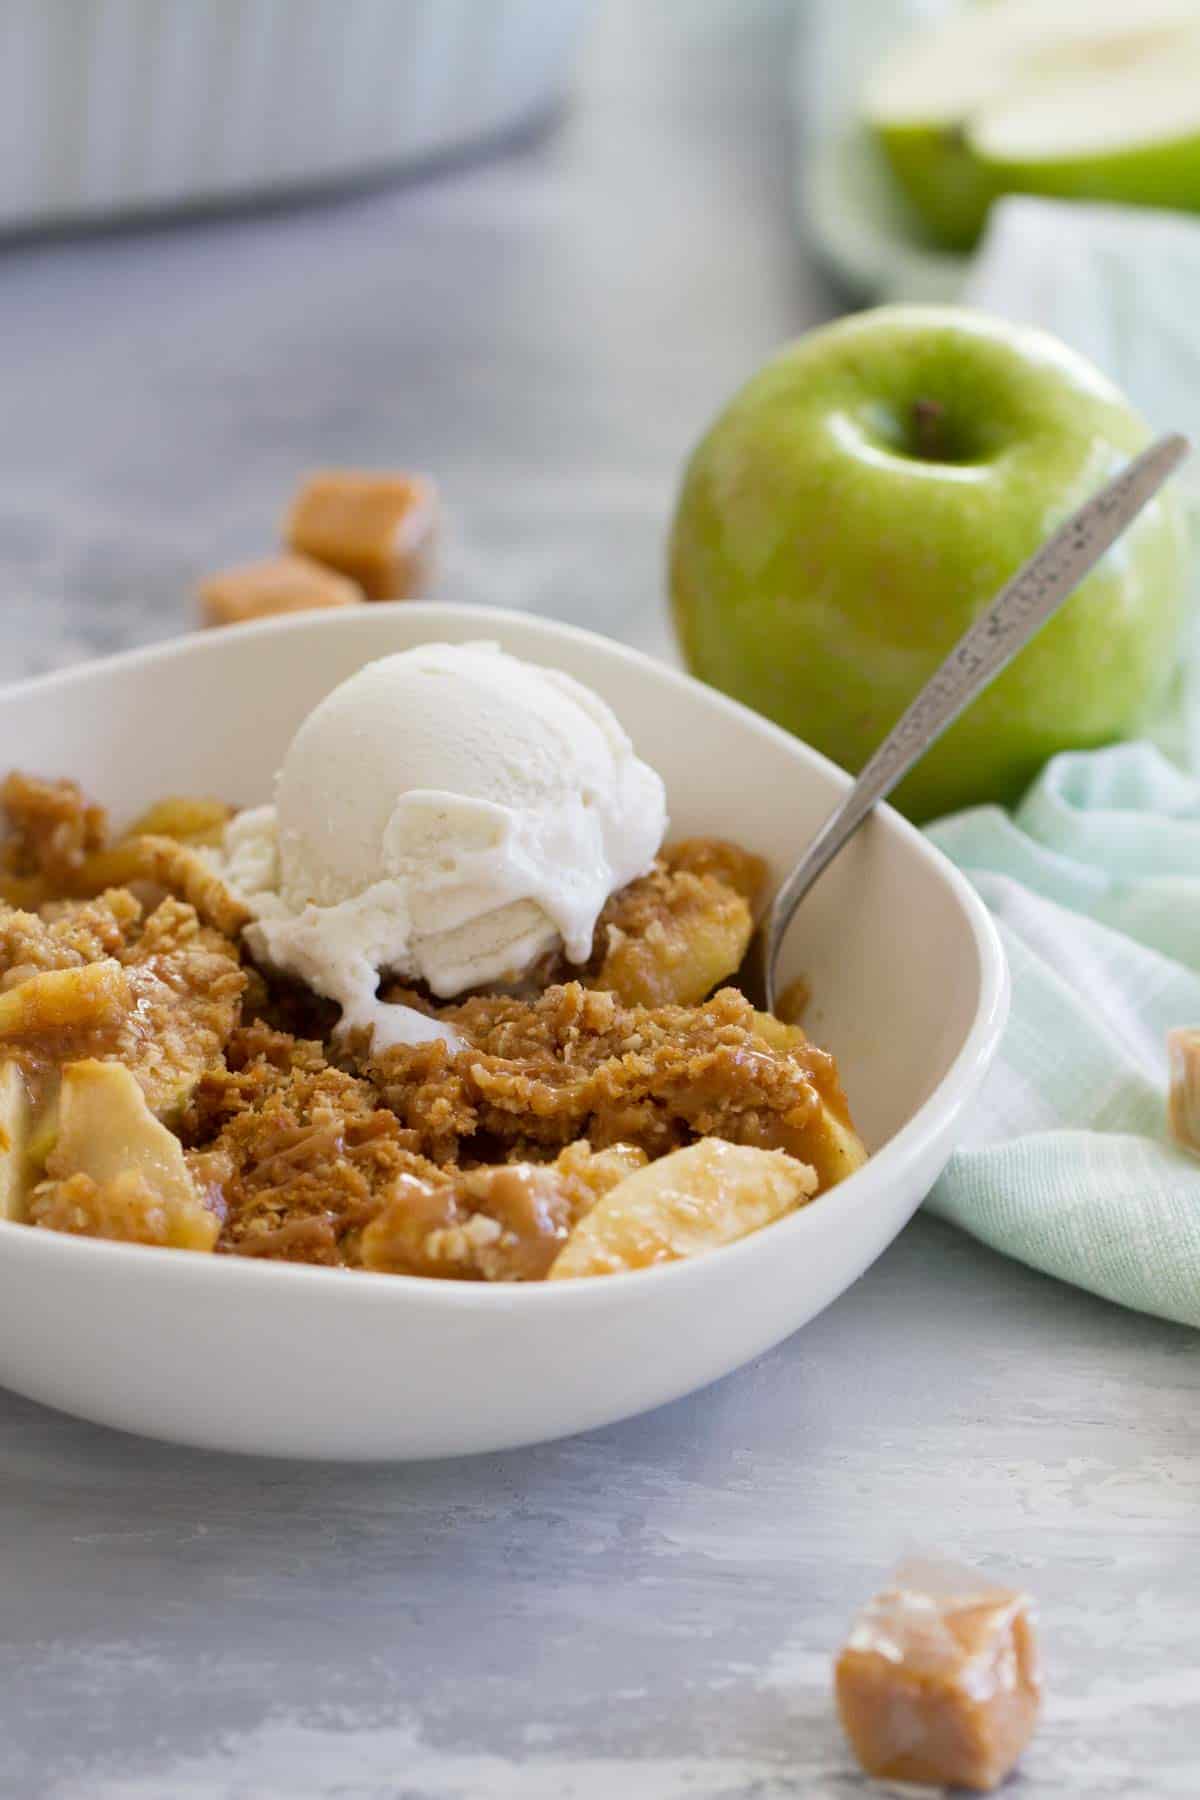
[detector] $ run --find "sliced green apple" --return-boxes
[972,56,1200,210]
[864,0,1200,249]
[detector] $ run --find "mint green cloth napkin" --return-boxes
[916,197,1200,1326]
[926,746,1200,1328]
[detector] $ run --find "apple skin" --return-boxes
[669,307,1190,822]
[873,123,999,252]
[974,129,1200,217]
[871,100,1200,253]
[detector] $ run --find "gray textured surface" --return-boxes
[0,4,1198,1795]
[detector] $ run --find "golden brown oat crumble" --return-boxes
[0,891,245,1119]
[0,773,107,890]
[188,1048,442,1265]
[2,770,864,1277]
[361,1141,646,1280]
[367,981,850,1175]
[1,772,250,933]
[0,890,142,981]
[28,1169,171,1245]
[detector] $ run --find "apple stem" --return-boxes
[911,398,947,462]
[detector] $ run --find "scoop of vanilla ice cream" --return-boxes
[220,641,667,1049]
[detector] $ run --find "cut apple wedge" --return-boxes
[546,1139,817,1280]
[43,1061,218,1251]
[0,1063,33,1223]
[750,1011,868,1191]
[972,58,1200,211]
[0,960,132,1039]
[864,0,1200,248]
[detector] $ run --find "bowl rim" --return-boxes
[0,602,1009,1306]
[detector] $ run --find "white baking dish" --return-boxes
[0,0,592,231]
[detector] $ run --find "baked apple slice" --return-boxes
[547,1138,817,1279]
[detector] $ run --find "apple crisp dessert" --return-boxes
[0,772,866,1280]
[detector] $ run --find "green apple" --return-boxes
[864,0,1200,251]
[669,306,1189,823]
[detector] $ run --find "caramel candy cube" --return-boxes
[285,469,438,599]
[1167,1027,1200,1156]
[198,554,362,628]
[835,1559,1041,1792]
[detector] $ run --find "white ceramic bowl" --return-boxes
[0,605,1007,1459]
[0,0,592,232]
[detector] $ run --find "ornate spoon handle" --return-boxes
[758,432,1190,1008]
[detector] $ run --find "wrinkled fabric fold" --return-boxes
[926,744,1200,1327]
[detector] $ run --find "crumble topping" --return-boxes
[0,890,245,1119]
[0,772,107,894]
[0,772,866,1279]
[366,981,849,1177]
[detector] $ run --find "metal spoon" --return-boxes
[743,432,1191,1013]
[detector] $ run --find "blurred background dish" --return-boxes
[0,0,592,233]
[798,0,970,302]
